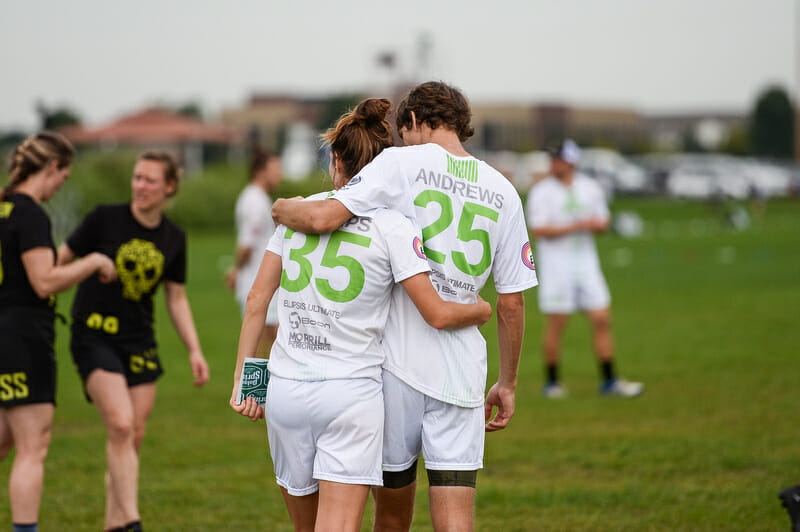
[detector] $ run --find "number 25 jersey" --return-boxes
[333,143,538,407]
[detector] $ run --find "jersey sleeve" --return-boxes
[331,150,415,220]
[66,206,102,256]
[17,204,53,253]
[525,184,551,229]
[265,224,287,257]
[493,197,539,294]
[164,230,187,284]
[236,190,265,248]
[377,211,430,283]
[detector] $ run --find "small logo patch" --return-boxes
[413,237,426,259]
[521,242,536,270]
[341,175,362,190]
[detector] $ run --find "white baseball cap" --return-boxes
[547,139,581,165]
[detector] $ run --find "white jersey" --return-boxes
[234,184,276,305]
[525,174,609,277]
[266,193,430,382]
[333,143,538,407]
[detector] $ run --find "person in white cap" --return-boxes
[526,139,643,398]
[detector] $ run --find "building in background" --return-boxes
[59,108,242,174]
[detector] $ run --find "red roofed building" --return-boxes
[60,108,244,173]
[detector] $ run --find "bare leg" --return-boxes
[543,313,570,366]
[373,483,417,532]
[280,487,318,532]
[104,382,157,528]
[0,408,14,461]
[586,307,613,362]
[315,480,370,532]
[6,403,54,524]
[86,370,139,529]
[429,486,475,532]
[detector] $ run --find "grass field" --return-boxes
[1,197,799,530]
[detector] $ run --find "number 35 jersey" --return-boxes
[67,204,186,342]
[333,144,539,407]
[266,195,431,383]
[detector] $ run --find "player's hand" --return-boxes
[189,350,210,386]
[92,253,117,283]
[223,266,237,291]
[484,382,515,432]
[585,218,609,232]
[476,296,493,326]
[271,197,304,225]
[230,395,264,422]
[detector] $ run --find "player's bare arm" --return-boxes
[485,291,525,432]
[400,273,493,330]
[272,197,353,234]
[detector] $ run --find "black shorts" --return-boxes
[0,308,56,407]
[70,325,163,394]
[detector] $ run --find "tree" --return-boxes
[36,101,82,130]
[749,86,795,159]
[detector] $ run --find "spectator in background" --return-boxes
[526,139,643,398]
[225,148,282,356]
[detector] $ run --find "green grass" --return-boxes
[1,197,799,530]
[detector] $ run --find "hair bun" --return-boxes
[354,98,390,124]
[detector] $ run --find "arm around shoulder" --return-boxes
[272,197,352,234]
[400,273,492,330]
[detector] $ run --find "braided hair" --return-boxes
[2,131,75,201]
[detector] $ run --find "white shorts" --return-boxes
[382,370,484,472]
[238,294,279,326]
[537,265,610,314]
[265,375,384,496]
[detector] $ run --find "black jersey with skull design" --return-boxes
[67,204,186,341]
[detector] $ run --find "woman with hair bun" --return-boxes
[230,98,492,531]
[58,150,210,532]
[0,131,116,532]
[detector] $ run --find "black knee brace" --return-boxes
[382,459,418,489]
[426,469,477,488]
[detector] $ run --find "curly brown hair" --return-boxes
[395,81,474,142]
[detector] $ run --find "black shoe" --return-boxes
[779,485,800,532]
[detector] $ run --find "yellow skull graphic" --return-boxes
[115,239,164,301]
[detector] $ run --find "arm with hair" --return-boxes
[272,198,352,234]
[400,273,492,330]
[23,247,116,298]
[230,250,282,421]
[164,281,209,386]
[485,291,525,432]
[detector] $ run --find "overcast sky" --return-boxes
[1,0,796,130]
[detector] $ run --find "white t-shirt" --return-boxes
[333,143,539,407]
[526,174,609,277]
[266,193,431,382]
[234,184,276,305]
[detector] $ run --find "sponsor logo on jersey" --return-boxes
[289,311,331,330]
[446,153,478,183]
[340,175,361,190]
[521,242,536,270]
[413,237,426,259]
[288,332,332,351]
